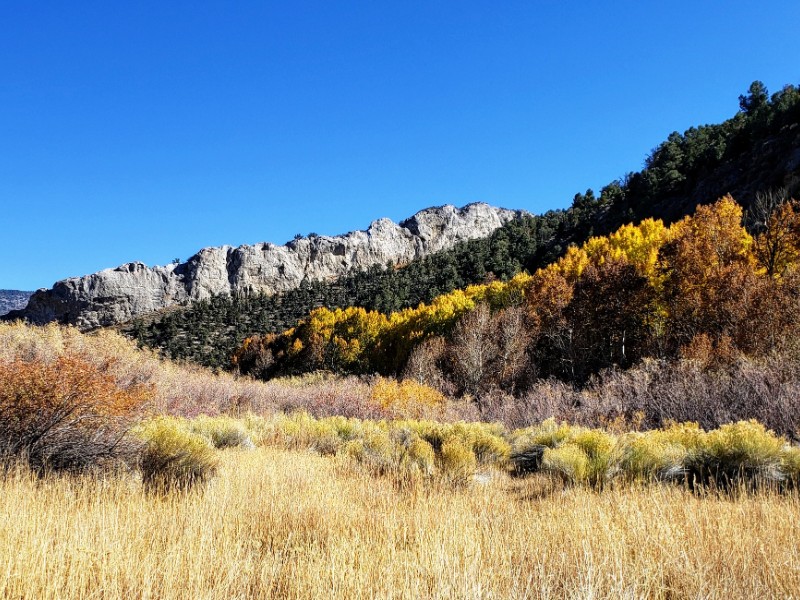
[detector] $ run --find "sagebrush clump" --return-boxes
[188,415,254,449]
[137,418,220,492]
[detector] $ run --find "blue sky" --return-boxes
[1,1,798,290]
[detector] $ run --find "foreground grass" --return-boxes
[2,448,799,599]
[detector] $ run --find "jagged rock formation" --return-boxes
[9,203,523,329]
[0,290,33,317]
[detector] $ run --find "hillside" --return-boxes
[123,213,560,367]
[127,81,800,369]
[0,290,33,316]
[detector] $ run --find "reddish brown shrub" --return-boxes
[0,355,153,473]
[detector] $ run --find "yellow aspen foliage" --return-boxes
[666,195,755,274]
[604,218,669,277]
[556,219,668,280]
[753,198,800,277]
[237,194,791,381]
[481,272,532,307]
[551,245,590,282]
[289,338,304,356]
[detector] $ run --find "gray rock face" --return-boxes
[10,203,523,330]
[0,290,33,316]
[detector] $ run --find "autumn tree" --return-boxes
[443,303,532,398]
[733,269,800,357]
[403,336,454,395]
[446,303,498,398]
[231,334,278,379]
[562,258,656,381]
[658,196,759,352]
[748,188,800,277]
[525,267,574,380]
[492,305,532,391]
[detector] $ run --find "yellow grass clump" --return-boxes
[136,417,221,492]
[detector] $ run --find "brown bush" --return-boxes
[580,357,800,439]
[478,381,579,430]
[0,355,152,473]
[474,355,800,440]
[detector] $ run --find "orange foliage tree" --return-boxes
[752,198,800,277]
[658,196,759,352]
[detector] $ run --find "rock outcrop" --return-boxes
[8,203,523,329]
[0,290,33,317]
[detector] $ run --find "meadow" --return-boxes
[3,446,800,599]
[3,321,800,598]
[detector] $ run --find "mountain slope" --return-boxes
[123,212,558,367]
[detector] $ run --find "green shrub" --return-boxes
[189,416,254,449]
[338,429,395,475]
[398,420,510,470]
[569,429,618,486]
[137,418,219,492]
[306,420,341,455]
[403,420,447,453]
[272,411,313,448]
[780,446,800,487]
[339,438,366,461]
[392,428,435,476]
[325,416,364,442]
[684,420,787,488]
[657,422,707,451]
[542,445,590,484]
[618,432,687,482]
[451,422,511,466]
[405,437,436,475]
[521,424,617,487]
[510,418,573,450]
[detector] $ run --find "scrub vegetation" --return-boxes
[2,322,800,597]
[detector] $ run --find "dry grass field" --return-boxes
[3,322,800,598]
[2,446,800,599]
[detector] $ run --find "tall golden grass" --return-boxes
[1,447,799,599]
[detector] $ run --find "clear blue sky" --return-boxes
[1,1,798,290]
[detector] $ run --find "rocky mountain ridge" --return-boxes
[8,203,523,329]
[0,290,33,317]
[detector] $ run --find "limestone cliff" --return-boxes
[9,203,523,329]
